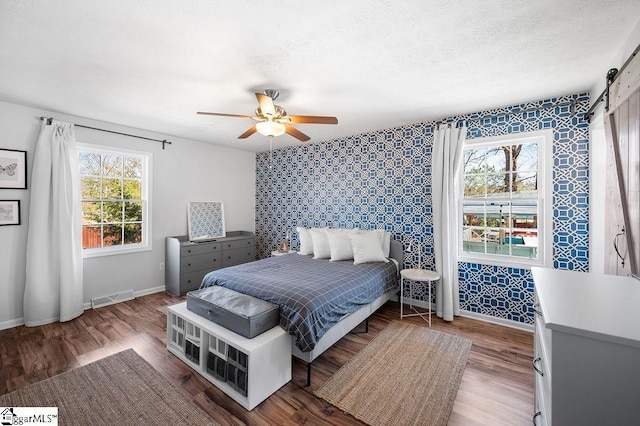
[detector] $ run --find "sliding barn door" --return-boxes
[604,55,640,276]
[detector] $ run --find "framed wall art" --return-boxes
[0,149,27,189]
[0,200,20,225]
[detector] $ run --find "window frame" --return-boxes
[458,129,553,269]
[77,143,152,258]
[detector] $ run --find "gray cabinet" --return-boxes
[165,231,255,295]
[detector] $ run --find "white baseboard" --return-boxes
[459,310,534,333]
[396,294,533,333]
[135,285,165,297]
[1,285,167,331]
[399,297,432,310]
[4,287,533,334]
[0,317,25,330]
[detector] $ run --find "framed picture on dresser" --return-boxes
[187,201,226,242]
[0,148,27,189]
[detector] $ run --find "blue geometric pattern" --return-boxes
[458,262,535,323]
[255,93,590,325]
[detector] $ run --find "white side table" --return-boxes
[271,250,297,256]
[400,269,440,327]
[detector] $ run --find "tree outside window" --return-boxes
[79,149,147,252]
[461,141,539,260]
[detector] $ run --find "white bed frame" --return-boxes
[291,240,404,385]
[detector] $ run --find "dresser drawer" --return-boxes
[533,331,551,409]
[222,247,255,267]
[221,238,254,251]
[179,270,210,294]
[181,242,221,257]
[534,320,552,379]
[181,252,221,272]
[533,293,552,362]
[534,373,550,426]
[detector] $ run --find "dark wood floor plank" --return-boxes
[0,292,534,425]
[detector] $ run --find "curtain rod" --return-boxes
[583,41,640,122]
[39,117,172,150]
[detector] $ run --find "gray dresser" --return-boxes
[165,231,255,296]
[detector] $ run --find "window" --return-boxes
[459,130,552,266]
[78,145,151,257]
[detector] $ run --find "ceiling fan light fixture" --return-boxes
[256,120,286,137]
[198,89,337,142]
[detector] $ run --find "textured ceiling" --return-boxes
[1,1,639,152]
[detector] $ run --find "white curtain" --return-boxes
[24,120,83,326]
[432,122,466,321]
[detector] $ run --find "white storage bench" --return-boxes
[167,302,291,410]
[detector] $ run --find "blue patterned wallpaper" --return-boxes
[255,92,590,325]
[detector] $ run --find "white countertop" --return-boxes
[532,267,640,348]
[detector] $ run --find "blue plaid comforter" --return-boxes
[200,254,398,352]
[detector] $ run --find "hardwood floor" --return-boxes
[0,292,534,425]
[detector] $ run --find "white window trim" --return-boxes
[78,143,153,258]
[458,129,553,269]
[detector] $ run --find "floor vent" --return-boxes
[91,290,135,309]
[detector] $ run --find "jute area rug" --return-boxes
[0,348,217,425]
[315,321,472,426]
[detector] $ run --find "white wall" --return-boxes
[589,18,640,272]
[0,100,256,329]
[588,19,640,105]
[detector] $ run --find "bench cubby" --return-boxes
[167,302,291,410]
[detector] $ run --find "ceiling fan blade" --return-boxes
[238,125,257,139]
[255,93,276,117]
[281,115,338,125]
[284,124,310,142]
[197,112,254,119]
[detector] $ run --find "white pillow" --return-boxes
[296,226,314,255]
[326,229,354,261]
[355,229,391,257]
[382,231,391,257]
[310,229,331,259]
[349,232,389,265]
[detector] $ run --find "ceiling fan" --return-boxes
[197,89,338,142]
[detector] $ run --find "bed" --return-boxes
[200,239,403,384]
